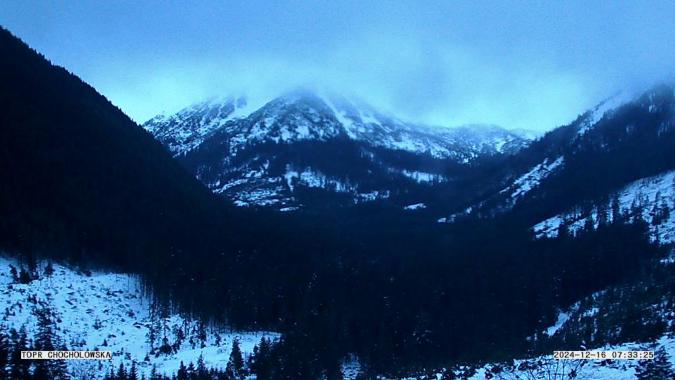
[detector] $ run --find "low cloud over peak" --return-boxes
[1,1,673,131]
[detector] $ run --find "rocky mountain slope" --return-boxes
[439,84,675,226]
[144,91,529,210]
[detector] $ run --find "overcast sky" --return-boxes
[1,1,674,131]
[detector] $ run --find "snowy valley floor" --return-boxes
[1,255,673,379]
[0,255,278,378]
[462,336,675,380]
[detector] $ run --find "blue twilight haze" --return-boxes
[0,1,673,131]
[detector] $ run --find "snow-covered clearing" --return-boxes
[0,255,278,378]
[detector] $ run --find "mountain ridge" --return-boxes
[438,83,675,225]
[143,90,529,210]
[144,90,528,159]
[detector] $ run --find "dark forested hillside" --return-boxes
[0,26,239,304]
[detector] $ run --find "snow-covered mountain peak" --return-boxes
[242,89,420,145]
[144,90,529,159]
[143,95,254,155]
[143,90,530,209]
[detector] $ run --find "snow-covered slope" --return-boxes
[534,170,675,243]
[145,91,527,160]
[501,156,565,201]
[373,335,675,380]
[575,90,636,137]
[143,90,528,210]
[465,336,675,380]
[438,83,675,224]
[144,96,253,155]
[437,156,566,223]
[0,255,278,378]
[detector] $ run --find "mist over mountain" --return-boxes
[2,2,673,131]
